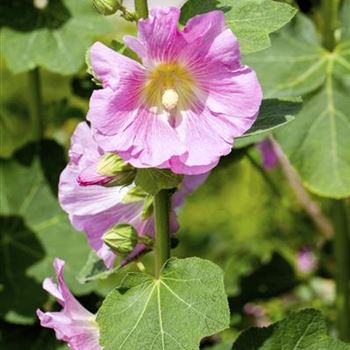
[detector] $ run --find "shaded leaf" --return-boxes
[245,15,350,198]
[135,168,183,195]
[228,253,299,309]
[1,0,112,74]
[235,98,302,148]
[97,257,230,350]
[0,321,68,350]
[0,216,46,324]
[232,309,350,349]
[180,0,297,54]
[78,251,119,284]
[0,145,96,323]
[0,101,32,158]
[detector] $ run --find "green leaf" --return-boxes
[341,0,350,40]
[232,309,350,349]
[0,216,46,324]
[245,15,350,198]
[1,0,112,74]
[235,98,302,148]
[0,102,32,159]
[0,143,96,323]
[135,168,183,195]
[180,0,297,54]
[243,14,327,98]
[78,251,120,284]
[97,257,230,350]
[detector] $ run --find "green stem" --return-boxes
[134,0,149,19]
[28,68,44,140]
[332,199,350,342]
[321,0,340,51]
[153,189,171,278]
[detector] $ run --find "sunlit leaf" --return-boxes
[97,257,230,350]
[181,0,297,54]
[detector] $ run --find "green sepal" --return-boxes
[102,223,138,256]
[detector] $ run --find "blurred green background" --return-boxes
[0,0,346,349]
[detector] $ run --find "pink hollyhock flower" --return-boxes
[87,7,262,175]
[59,122,208,268]
[257,139,278,170]
[37,259,100,350]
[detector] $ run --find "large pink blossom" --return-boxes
[59,122,208,268]
[87,7,262,175]
[37,259,101,350]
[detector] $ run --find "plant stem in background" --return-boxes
[134,0,149,19]
[28,68,44,140]
[332,199,350,342]
[270,137,334,241]
[153,189,171,278]
[321,0,340,51]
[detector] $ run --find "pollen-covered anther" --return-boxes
[162,89,179,111]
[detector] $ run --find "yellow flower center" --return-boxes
[144,63,194,111]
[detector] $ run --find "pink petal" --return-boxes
[90,42,145,89]
[125,7,185,66]
[59,166,130,216]
[96,107,187,168]
[37,259,101,350]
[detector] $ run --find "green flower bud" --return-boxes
[103,224,138,255]
[92,0,121,16]
[97,153,131,176]
[97,153,136,186]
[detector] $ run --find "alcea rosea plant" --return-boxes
[35,0,350,349]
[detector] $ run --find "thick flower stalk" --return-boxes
[88,7,262,175]
[37,259,101,350]
[59,122,208,267]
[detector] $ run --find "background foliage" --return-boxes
[0,0,349,349]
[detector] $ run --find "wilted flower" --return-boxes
[37,259,101,350]
[88,7,262,175]
[59,122,208,267]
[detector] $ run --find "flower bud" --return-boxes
[97,153,136,186]
[103,224,138,255]
[92,0,121,16]
[97,153,131,176]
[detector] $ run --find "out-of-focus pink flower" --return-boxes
[297,247,317,273]
[87,7,262,175]
[37,259,101,350]
[257,139,278,170]
[59,122,208,268]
